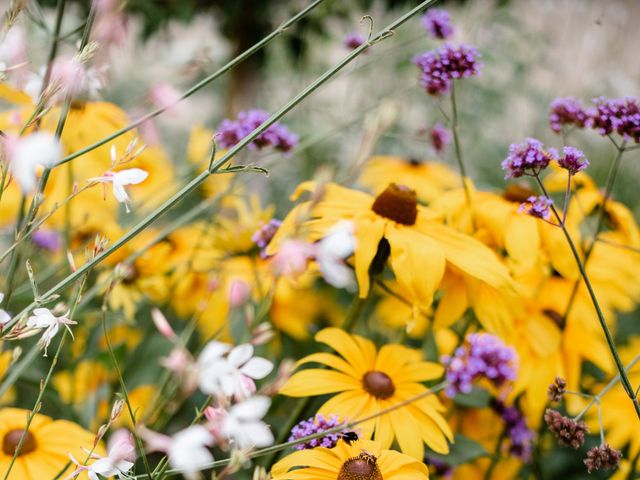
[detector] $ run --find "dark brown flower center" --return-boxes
[371,184,418,226]
[503,183,536,203]
[337,453,383,480]
[363,371,395,399]
[2,429,37,456]
[543,308,566,330]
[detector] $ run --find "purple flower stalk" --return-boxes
[31,229,62,251]
[288,414,350,450]
[217,109,298,153]
[430,122,451,153]
[492,400,534,461]
[413,44,482,96]
[557,146,589,175]
[549,97,587,133]
[442,333,517,398]
[501,138,558,179]
[344,32,366,50]
[587,96,640,143]
[421,9,454,40]
[519,195,553,220]
[252,219,282,257]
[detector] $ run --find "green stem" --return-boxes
[562,143,626,321]
[450,80,472,208]
[3,0,435,334]
[483,427,507,480]
[534,175,640,421]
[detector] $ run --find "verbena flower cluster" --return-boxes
[584,444,622,473]
[549,97,588,133]
[421,9,454,39]
[217,109,299,152]
[544,409,588,450]
[344,32,366,50]
[501,138,558,179]
[557,146,589,174]
[443,333,517,398]
[492,400,534,461]
[430,122,451,153]
[252,219,282,257]
[518,195,553,220]
[288,414,350,450]
[413,44,482,95]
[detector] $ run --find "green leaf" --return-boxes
[427,434,489,466]
[453,386,491,408]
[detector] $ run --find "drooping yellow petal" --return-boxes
[353,215,386,298]
[434,276,468,329]
[386,224,446,310]
[505,212,540,267]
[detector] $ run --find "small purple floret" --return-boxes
[344,32,366,50]
[421,9,454,40]
[587,96,640,143]
[493,400,534,461]
[519,195,553,220]
[430,122,451,154]
[252,219,282,257]
[217,109,298,153]
[501,138,558,179]
[558,146,589,175]
[288,414,350,450]
[31,229,62,251]
[442,333,517,398]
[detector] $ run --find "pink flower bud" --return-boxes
[228,280,251,308]
[151,308,176,340]
[271,240,314,277]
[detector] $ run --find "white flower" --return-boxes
[0,293,11,327]
[316,221,356,290]
[66,429,136,480]
[26,308,76,356]
[167,426,215,480]
[90,168,148,212]
[220,396,274,449]
[2,133,62,193]
[197,342,273,399]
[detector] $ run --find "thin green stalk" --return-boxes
[53,0,326,168]
[450,80,472,207]
[3,271,88,480]
[483,427,507,480]
[3,0,436,333]
[534,175,640,421]
[562,143,626,321]
[101,305,154,479]
[134,381,448,479]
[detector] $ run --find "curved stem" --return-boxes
[534,175,640,421]
[450,80,472,208]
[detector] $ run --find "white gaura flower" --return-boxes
[220,396,274,449]
[26,308,77,356]
[197,342,273,400]
[1,132,62,193]
[315,221,356,290]
[0,293,11,327]
[90,167,148,213]
[141,425,214,480]
[66,429,136,480]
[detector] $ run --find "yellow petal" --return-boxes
[279,369,360,397]
[434,277,468,329]
[315,328,372,375]
[295,353,358,378]
[353,216,386,298]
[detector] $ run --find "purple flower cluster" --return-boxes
[492,401,534,461]
[442,333,517,398]
[557,146,589,175]
[501,138,558,179]
[549,97,587,133]
[289,414,350,450]
[217,109,298,153]
[421,9,454,40]
[31,229,62,251]
[584,444,622,473]
[430,122,451,153]
[413,44,482,95]
[519,195,553,220]
[344,32,366,50]
[588,96,640,143]
[252,219,282,257]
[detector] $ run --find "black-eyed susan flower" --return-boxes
[0,408,102,479]
[280,328,452,459]
[269,182,515,315]
[271,439,429,480]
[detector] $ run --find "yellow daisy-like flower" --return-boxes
[271,439,429,480]
[358,155,461,203]
[280,328,453,459]
[269,182,514,314]
[0,408,103,479]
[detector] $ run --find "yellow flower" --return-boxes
[269,182,514,314]
[53,360,113,408]
[0,408,103,479]
[271,439,429,480]
[359,155,461,203]
[280,328,452,459]
[212,195,275,254]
